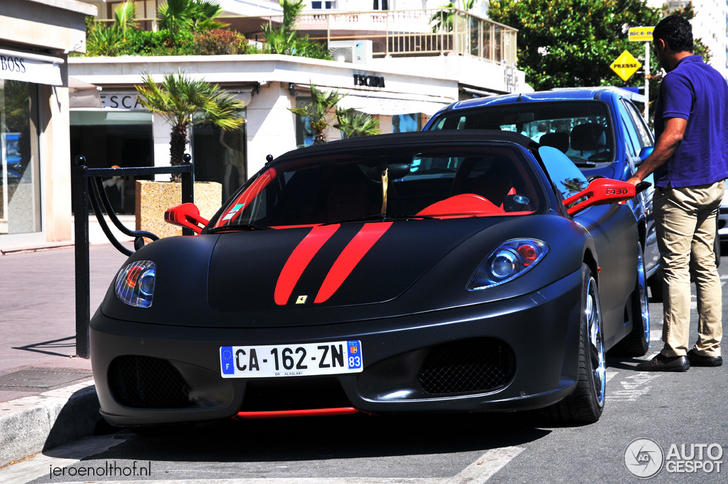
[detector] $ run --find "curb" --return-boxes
[0,380,100,468]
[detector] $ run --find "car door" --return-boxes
[539,146,638,345]
[619,97,660,276]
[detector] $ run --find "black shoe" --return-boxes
[687,349,723,367]
[636,354,690,372]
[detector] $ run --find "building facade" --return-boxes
[0,0,95,252]
[68,51,526,204]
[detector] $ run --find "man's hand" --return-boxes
[627,176,641,186]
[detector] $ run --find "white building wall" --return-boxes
[246,83,299,175]
[649,0,728,79]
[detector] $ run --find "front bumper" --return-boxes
[90,269,582,426]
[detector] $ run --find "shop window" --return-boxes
[1,80,41,236]
[393,113,420,133]
[70,111,154,215]
[192,122,247,202]
[295,97,315,148]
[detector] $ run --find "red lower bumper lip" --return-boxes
[234,407,361,419]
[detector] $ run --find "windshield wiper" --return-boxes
[208,223,270,233]
[324,214,438,225]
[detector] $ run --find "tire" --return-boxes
[612,242,650,356]
[544,264,605,424]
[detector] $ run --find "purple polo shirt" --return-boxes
[654,55,728,188]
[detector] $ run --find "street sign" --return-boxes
[610,50,642,82]
[629,27,654,42]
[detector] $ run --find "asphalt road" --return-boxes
[5,246,728,484]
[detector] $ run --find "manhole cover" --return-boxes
[0,367,93,391]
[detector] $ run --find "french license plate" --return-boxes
[220,340,363,378]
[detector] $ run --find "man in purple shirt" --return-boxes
[629,15,728,371]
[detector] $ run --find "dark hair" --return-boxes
[653,15,693,53]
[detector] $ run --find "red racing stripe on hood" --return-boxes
[274,224,340,305]
[314,222,393,303]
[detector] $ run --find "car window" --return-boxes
[622,99,653,148]
[538,146,589,201]
[617,100,641,157]
[428,101,615,167]
[213,145,547,229]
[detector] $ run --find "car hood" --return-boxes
[208,219,498,311]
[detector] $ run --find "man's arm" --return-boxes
[627,117,687,185]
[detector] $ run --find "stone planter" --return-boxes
[135,180,222,239]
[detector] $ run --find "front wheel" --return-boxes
[544,264,605,424]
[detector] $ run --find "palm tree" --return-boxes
[335,110,380,139]
[135,71,245,167]
[86,1,136,56]
[114,1,137,37]
[158,0,225,41]
[289,83,348,144]
[262,0,304,55]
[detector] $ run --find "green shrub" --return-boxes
[193,29,250,55]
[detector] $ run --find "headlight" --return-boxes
[468,239,548,290]
[115,260,156,308]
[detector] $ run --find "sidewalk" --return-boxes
[0,242,130,467]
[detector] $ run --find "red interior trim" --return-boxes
[235,407,360,419]
[314,222,393,303]
[417,194,504,217]
[274,224,340,305]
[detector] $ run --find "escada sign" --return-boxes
[354,74,385,88]
[100,93,145,110]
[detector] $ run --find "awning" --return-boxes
[0,49,64,86]
[336,95,450,116]
[218,0,283,16]
[69,76,102,109]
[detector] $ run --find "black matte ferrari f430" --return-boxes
[91,131,651,427]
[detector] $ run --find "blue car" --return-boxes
[425,87,662,309]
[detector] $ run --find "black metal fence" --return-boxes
[72,155,194,358]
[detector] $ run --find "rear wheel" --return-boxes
[613,242,650,356]
[544,264,605,424]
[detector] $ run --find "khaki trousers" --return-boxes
[654,181,724,358]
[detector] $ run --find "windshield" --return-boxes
[212,144,546,230]
[428,101,614,167]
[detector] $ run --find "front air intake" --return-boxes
[108,356,192,409]
[419,338,516,395]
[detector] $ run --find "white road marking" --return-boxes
[609,373,661,402]
[441,447,525,484]
[0,436,524,484]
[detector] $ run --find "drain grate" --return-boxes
[0,367,93,391]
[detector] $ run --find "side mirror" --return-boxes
[637,146,654,164]
[164,203,208,235]
[563,178,642,216]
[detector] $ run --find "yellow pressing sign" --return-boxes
[629,27,655,42]
[610,50,642,82]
